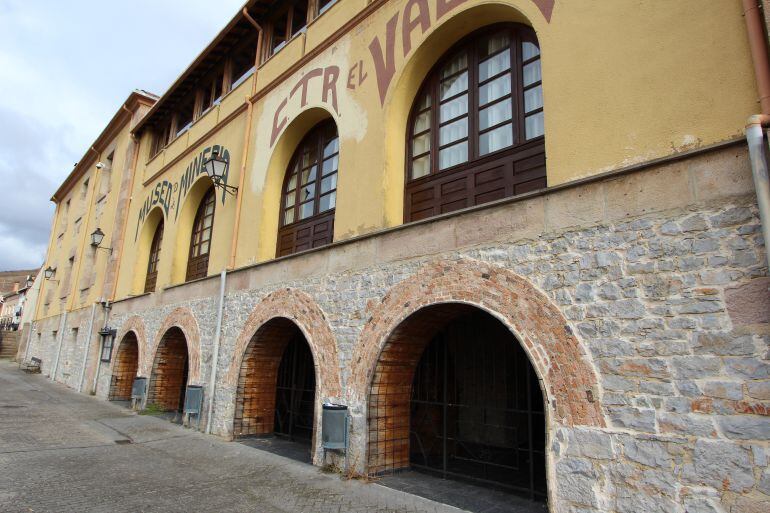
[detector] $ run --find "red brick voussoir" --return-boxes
[224,288,342,398]
[113,315,148,375]
[350,258,605,428]
[147,307,203,384]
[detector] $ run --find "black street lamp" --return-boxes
[203,148,238,196]
[90,228,112,253]
[44,266,58,281]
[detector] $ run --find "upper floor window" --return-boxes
[277,120,339,257]
[266,0,309,58]
[144,220,164,293]
[405,24,546,222]
[186,188,215,281]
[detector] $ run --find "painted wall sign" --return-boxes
[266,0,554,146]
[134,145,231,240]
[270,66,345,147]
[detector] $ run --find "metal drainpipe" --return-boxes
[205,270,227,434]
[91,302,111,394]
[743,0,770,270]
[77,302,97,392]
[50,310,68,381]
[746,118,770,270]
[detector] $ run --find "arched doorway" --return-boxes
[233,318,316,460]
[368,304,546,502]
[109,332,139,401]
[147,327,189,414]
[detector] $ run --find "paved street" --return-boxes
[0,361,463,513]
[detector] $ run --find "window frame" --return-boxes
[185,188,216,282]
[276,119,339,257]
[406,23,543,183]
[403,23,546,223]
[144,219,164,293]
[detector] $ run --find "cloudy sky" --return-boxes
[0,0,244,271]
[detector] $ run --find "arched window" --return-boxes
[186,187,215,281]
[277,120,339,257]
[144,219,164,293]
[405,24,546,222]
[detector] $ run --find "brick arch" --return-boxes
[350,258,604,428]
[113,316,148,374]
[225,288,340,397]
[147,307,203,384]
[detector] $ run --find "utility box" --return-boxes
[131,377,147,410]
[131,377,147,401]
[322,403,348,450]
[184,385,204,415]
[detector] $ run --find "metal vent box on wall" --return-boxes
[184,385,204,415]
[321,403,348,450]
[131,377,147,401]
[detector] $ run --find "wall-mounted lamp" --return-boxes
[99,327,117,362]
[90,228,113,253]
[203,149,237,196]
[44,266,58,282]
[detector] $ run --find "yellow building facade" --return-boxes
[28,1,770,511]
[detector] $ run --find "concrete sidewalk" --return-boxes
[0,361,464,513]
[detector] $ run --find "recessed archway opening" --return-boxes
[108,332,139,402]
[368,304,547,504]
[233,318,316,463]
[147,327,189,414]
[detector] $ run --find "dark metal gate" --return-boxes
[409,312,546,501]
[274,335,316,443]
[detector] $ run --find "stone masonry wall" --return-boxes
[38,144,769,512]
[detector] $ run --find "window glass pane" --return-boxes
[412,132,431,155]
[479,99,512,131]
[287,173,297,191]
[481,32,510,58]
[479,74,511,105]
[323,137,339,158]
[284,208,295,225]
[479,123,513,155]
[441,52,468,78]
[301,165,317,184]
[417,92,431,110]
[439,141,468,169]
[522,41,540,61]
[479,50,510,82]
[320,174,337,193]
[300,201,314,219]
[440,71,468,100]
[285,192,296,207]
[524,85,543,113]
[439,118,468,146]
[301,183,315,202]
[440,93,468,122]
[200,240,210,255]
[203,216,213,230]
[319,192,336,212]
[322,155,338,176]
[301,150,314,168]
[526,111,545,139]
[412,155,430,179]
[523,60,541,87]
[413,111,431,134]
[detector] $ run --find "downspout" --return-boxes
[50,310,67,381]
[77,302,97,392]
[91,301,111,394]
[743,0,770,269]
[205,270,227,434]
[228,9,263,269]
